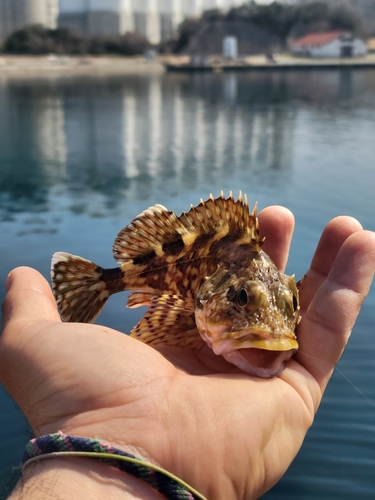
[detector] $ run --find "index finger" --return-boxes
[258,205,295,271]
[298,216,363,312]
[296,230,375,391]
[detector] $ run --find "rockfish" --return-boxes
[51,192,300,378]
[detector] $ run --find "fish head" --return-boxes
[195,259,300,378]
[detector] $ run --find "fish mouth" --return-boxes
[222,349,295,378]
[207,327,298,378]
[211,328,298,354]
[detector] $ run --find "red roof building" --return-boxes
[293,31,345,47]
[290,31,367,58]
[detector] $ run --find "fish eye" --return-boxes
[235,281,269,310]
[236,288,248,307]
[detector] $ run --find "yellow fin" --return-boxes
[130,295,205,349]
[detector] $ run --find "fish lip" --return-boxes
[198,321,298,354]
[211,331,298,355]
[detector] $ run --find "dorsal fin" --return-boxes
[180,191,260,245]
[113,204,190,262]
[113,192,262,263]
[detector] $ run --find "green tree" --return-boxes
[88,33,150,56]
[172,17,201,53]
[3,25,87,54]
[2,25,149,56]
[4,25,55,54]
[329,6,361,32]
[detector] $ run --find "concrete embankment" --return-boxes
[1,54,375,79]
[0,55,165,78]
[165,54,375,72]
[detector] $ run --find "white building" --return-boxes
[0,0,58,40]
[223,36,238,59]
[58,0,245,44]
[290,31,368,58]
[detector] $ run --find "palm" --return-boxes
[1,207,375,500]
[11,319,313,499]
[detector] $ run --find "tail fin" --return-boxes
[51,252,110,323]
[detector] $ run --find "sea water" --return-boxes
[0,69,375,499]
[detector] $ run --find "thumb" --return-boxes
[2,267,61,333]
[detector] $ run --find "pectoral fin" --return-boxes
[127,291,159,308]
[130,294,204,349]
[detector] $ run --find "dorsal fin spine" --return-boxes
[113,193,260,262]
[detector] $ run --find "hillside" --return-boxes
[182,19,282,56]
[170,1,366,56]
[296,0,375,35]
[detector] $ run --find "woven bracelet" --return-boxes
[22,431,207,500]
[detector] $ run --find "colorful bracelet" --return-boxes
[22,431,207,500]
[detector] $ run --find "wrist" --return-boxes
[11,456,165,500]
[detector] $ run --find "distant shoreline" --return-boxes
[166,60,375,72]
[0,55,166,78]
[165,53,375,72]
[1,54,375,79]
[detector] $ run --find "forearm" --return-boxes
[10,458,165,500]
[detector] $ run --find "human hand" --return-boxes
[1,207,375,500]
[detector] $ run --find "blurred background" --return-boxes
[1,1,375,499]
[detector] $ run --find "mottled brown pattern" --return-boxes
[162,237,185,256]
[51,192,300,376]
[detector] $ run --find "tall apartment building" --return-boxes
[0,0,58,40]
[58,0,245,44]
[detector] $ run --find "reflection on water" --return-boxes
[2,69,374,224]
[0,72,305,220]
[1,69,375,499]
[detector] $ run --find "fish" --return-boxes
[51,192,300,378]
